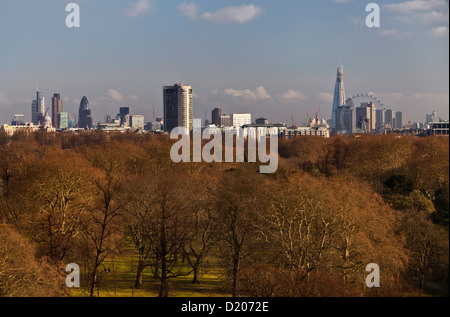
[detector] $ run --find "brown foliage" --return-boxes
[0,225,66,297]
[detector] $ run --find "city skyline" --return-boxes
[0,0,449,125]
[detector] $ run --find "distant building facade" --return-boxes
[231,113,252,127]
[32,88,45,125]
[385,109,393,128]
[51,94,63,127]
[335,105,355,134]
[11,114,25,126]
[395,111,403,130]
[376,108,385,129]
[163,83,193,133]
[57,112,69,130]
[255,118,269,125]
[331,66,346,130]
[78,96,93,129]
[130,115,145,131]
[219,115,231,127]
[212,108,222,126]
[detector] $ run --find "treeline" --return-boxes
[0,131,448,297]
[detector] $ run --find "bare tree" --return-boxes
[82,173,127,297]
[213,170,261,297]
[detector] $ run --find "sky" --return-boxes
[0,0,448,125]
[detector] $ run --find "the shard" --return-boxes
[331,66,346,130]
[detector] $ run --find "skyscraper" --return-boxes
[57,112,69,130]
[163,83,193,133]
[78,96,93,129]
[119,107,130,126]
[335,105,355,134]
[426,111,437,123]
[356,105,371,132]
[31,88,45,125]
[212,108,222,126]
[51,94,63,127]
[376,108,385,129]
[331,66,346,130]
[385,109,393,128]
[395,111,403,130]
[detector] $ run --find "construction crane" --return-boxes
[290,114,297,128]
[313,105,321,125]
[306,110,310,127]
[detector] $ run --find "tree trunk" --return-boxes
[159,255,169,297]
[153,255,160,279]
[232,258,240,297]
[135,261,145,289]
[192,265,200,284]
[89,262,99,297]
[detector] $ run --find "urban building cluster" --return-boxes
[331,66,448,136]
[1,68,448,137]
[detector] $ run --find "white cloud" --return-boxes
[108,89,124,102]
[179,3,263,24]
[332,0,351,3]
[384,0,448,14]
[278,90,307,103]
[201,4,262,24]
[178,2,199,21]
[417,10,450,23]
[317,92,334,103]
[379,29,414,39]
[225,86,272,102]
[127,94,138,101]
[125,0,151,18]
[371,92,449,109]
[429,25,449,37]
[0,92,11,106]
[385,0,449,26]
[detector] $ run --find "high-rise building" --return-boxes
[163,83,193,133]
[376,108,385,129]
[385,109,393,128]
[256,118,269,125]
[356,105,371,132]
[78,96,93,129]
[119,107,130,126]
[212,108,222,126]
[219,115,231,127]
[356,102,376,132]
[395,111,403,130]
[51,94,63,127]
[335,105,355,134]
[31,88,45,125]
[231,113,252,127]
[130,115,145,131]
[331,66,346,130]
[57,112,69,130]
[426,111,437,123]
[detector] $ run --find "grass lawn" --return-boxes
[69,246,230,298]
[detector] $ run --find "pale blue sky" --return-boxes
[0,0,448,124]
